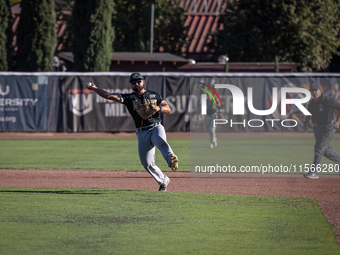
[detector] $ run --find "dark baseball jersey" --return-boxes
[120,90,165,128]
[307,93,340,125]
[206,98,220,116]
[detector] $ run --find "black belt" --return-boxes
[313,122,333,127]
[136,122,160,132]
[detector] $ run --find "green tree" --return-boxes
[154,0,188,55]
[0,0,13,71]
[211,0,340,72]
[113,0,187,55]
[71,0,114,72]
[16,0,57,71]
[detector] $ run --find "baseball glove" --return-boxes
[135,103,157,120]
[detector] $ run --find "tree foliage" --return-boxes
[113,0,188,55]
[154,0,188,55]
[16,0,57,71]
[71,0,114,71]
[0,0,13,71]
[211,0,340,72]
[55,0,73,13]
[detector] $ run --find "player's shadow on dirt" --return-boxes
[0,189,140,194]
[0,190,103,195]
[84,176,187,179]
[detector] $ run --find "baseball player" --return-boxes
[86,72,178,191]
[205,95,223,148]
[303,83,340,179]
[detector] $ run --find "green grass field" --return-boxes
[191,136,340,175]
[1,136,340,254]
[0,136,339,174]
[0,137,189,171]
[1,187,339,255]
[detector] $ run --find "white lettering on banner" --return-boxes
[96,89,133,103]
[105,104,115,116]
[166,95,198,115]
[0,116,16,123]
[69,93,93,116]
[0,85,10,96]
[5,107,18,111]
[105,103,128,117]
[0,98,38,106]
[95,88,132,117]
[167,96,175,113]
[189,95,198,112]
[201,84,311,116]
[0,85,41,113]
[176,95,187,113]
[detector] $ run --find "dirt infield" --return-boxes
[1,132,340,244]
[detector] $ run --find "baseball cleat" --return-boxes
[210,143,214,148]
[303,172,319,179]
[170,154,178,171]
[158,177,170,191]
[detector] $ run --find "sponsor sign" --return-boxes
[68,89,93,117]
[0,76,47,131]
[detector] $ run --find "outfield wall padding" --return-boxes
[0,72,339,132]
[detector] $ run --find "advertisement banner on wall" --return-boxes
[1,73,340,133]
[0,76,47,132]
[163,76,191,131]
[60,75,191,132]
[61,76,135,132]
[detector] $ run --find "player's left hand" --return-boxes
[135,103,157,120]
[333,122,340,129]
